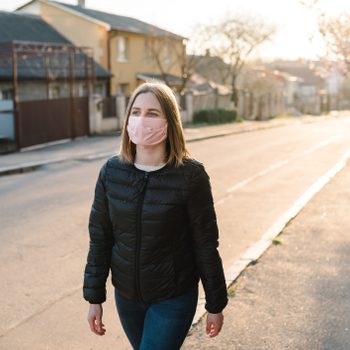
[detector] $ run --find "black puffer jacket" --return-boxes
[83,155,228,313]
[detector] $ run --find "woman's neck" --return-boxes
[134,142,166,166]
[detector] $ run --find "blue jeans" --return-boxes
[114,286,198,350]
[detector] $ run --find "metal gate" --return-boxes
[17,96,89,149]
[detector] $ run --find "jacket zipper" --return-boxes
[135,171,149,302]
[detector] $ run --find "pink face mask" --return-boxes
[127,116,168,147]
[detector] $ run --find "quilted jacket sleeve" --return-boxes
[83,161,114,304]
[187,163,228,313]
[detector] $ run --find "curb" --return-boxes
[0,157,68,176]
[192,147,350,326]
[186,123,284,143]
[0,122,286,177]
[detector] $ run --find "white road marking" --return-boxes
[300,135,340,155]
[224,135,341,196]
[226,159,289,194]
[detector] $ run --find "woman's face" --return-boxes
[130,92,166,120]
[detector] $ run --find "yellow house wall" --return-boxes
[38,2,109,69]
[19,1,186,95]
[109,32,185,95]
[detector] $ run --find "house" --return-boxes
[0,10,110,102]
[182,53,233,114]
[186,52,286,120]
[17,0,187,95]
[184,73,232,113]
[188,51,231,86]
[266,60,344,114]
[0,10,111,152]
[267,60,323,114]
[273,71,303,115]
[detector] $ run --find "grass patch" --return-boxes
[272,237,283,245]
[235,115,245,123]
[227,284,236,298]
[273,113,296,119]
[193,108,237,125]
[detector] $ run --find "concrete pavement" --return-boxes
[0,115,332,176]
[183,147,350,349]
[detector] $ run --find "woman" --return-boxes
[84,82,228,349]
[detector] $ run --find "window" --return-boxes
[1,89,13,100]
[49,85,60,99]
[163,44,170,65]
[144,39,151,62]
[78,84,88,97]
[117,36,129,62]
[117,83,129,95]
[94,83,107,97]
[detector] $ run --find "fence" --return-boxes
[102,96,116,119]
[89,90,234,134]
[89,94,127,133]
[192,92,232,113]
[237,90,285,120]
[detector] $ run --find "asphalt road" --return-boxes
[183,132,350,350]
[1,115,350,349]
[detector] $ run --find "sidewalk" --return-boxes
[0,115,331,176]
[183,153,350,349]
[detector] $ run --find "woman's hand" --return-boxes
[206,312,224,337]
[87,304,106,336]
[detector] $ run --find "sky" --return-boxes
[1,0,350,61]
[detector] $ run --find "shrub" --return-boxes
[193,108,237,124]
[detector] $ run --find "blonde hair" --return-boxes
[119,82,189,167]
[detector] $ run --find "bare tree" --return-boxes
[143,33,192,92]
[298,0,350,74]
[298,0,320,10]
[194,13,275,107]
[317,13,350,74]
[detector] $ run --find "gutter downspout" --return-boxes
[107,31,119,96]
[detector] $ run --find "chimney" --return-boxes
[78,0,85,7]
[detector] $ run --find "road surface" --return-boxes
[1,115,350,349]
